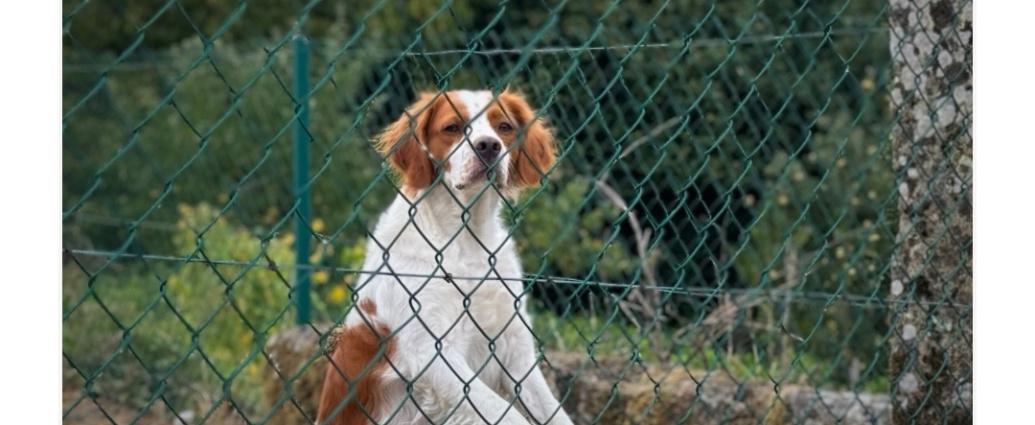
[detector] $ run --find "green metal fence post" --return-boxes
[293,35,312,325]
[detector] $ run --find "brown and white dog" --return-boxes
[316,89,573,425]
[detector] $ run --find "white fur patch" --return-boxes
[444,90,510,191]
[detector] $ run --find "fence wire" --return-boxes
[62,0,972,424]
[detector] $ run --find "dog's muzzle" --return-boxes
[473,136,502,167]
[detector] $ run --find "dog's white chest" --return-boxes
[458,280,520,338]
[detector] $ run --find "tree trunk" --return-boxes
[887,0,972,424]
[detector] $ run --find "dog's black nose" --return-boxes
[474,137,502,164]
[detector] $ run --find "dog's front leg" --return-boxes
[498,334,574,425]
[409,353,530,425]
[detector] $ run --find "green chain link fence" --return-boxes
[62,0,972,423]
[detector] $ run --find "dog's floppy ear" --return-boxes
[500,89,558,189]
[373,91,442,191]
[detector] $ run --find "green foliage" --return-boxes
[166,203,295,372]
[63,35,394,253]
[513,173,637,282]
[64,202,361,415]
[64,0,908,420]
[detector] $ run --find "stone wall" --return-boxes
[263,325,890,425]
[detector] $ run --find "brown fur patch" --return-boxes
[316,303,395,425]
[374,91,470,196]
[498,90,558,188]
[358,298,377,316]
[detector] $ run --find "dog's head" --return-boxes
[374,88,557,197]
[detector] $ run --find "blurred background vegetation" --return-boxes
[63,0,896,421]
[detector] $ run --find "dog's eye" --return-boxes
[443,124,460,133]
[497,122,514,133]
